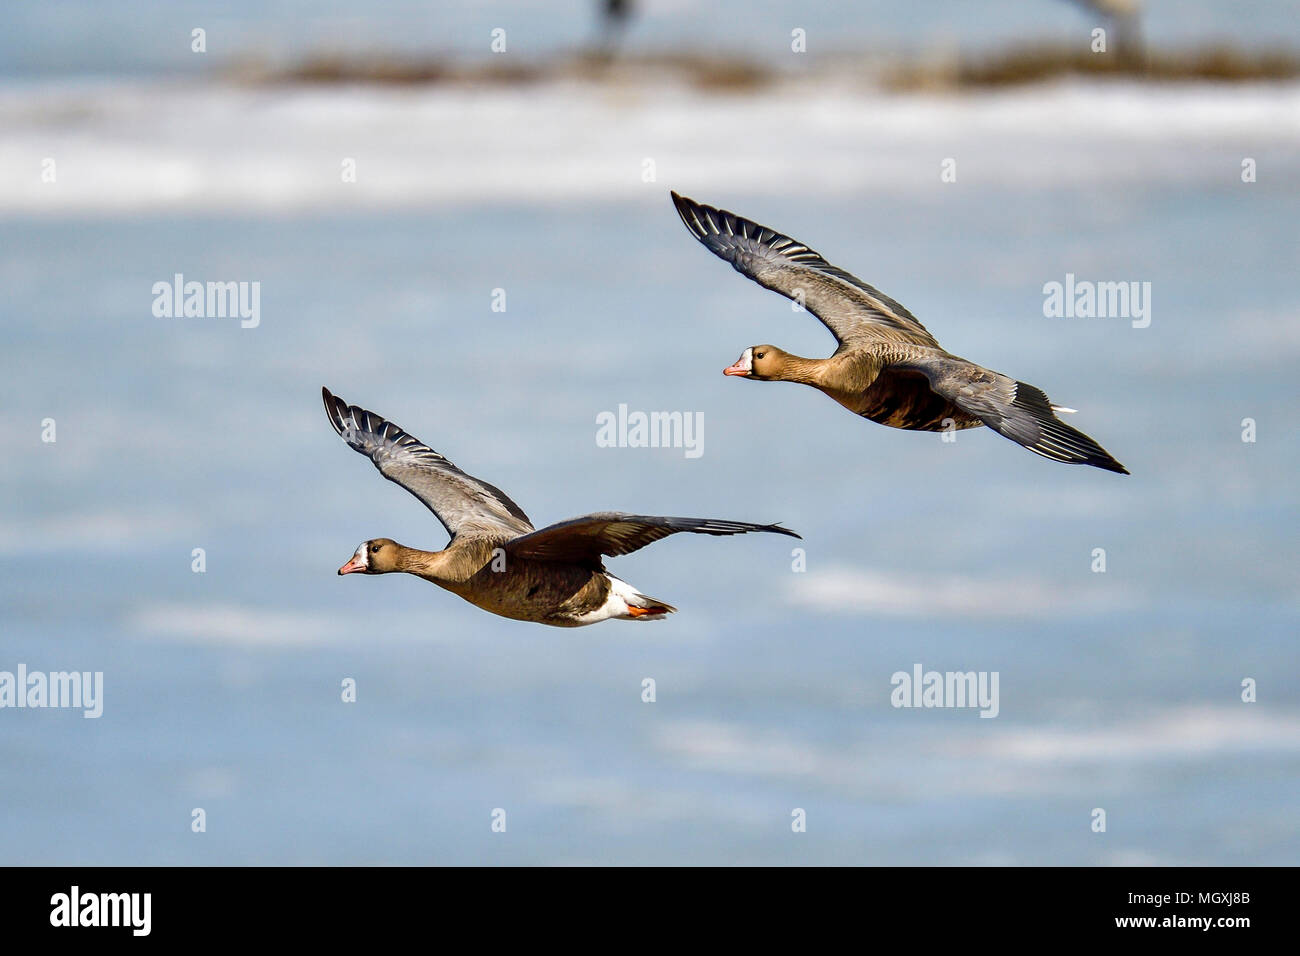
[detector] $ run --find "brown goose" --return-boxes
[671,192,1128,474]
[322,388,798,627]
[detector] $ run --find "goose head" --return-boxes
[338,538,402,575]
[723,345,786,381]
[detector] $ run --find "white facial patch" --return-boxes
[737,347,753,371]
[353,543,369,570]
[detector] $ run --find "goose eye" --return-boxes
[370,544,381,554]
[755,351,765,359]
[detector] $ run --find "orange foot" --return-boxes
[627,605,668,618]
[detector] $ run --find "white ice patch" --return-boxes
[5,79,1297,214]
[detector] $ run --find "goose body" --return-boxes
[323,388,797,627]
[672,192,1128,474]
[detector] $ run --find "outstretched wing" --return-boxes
[505,512,800,568]
[671,191,939,348]
[322,387,535,540]
[896,359,1129,473]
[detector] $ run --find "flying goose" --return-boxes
[322,388,798,626]
[671,192,1128,474]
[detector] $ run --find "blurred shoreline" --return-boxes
[225,43,1300,92]
[1,69,1295,217]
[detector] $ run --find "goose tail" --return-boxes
[625,593,677,619]
[608,576,676,620]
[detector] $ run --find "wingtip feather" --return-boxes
[321,386,346,436]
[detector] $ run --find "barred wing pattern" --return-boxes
[671,191,939,348]
[898,359,1129,473]
[322,387,535,540]
[505,512,800,568]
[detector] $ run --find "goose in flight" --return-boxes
[322,388,798,626]
[671,192,1128,474]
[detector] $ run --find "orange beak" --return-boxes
[337,555,366,575]
[723,360,751,377]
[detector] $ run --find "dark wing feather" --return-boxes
[322,387,535,540]
[896,358,1129,473]
[671,191,939,348]
[505,512,800,567]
